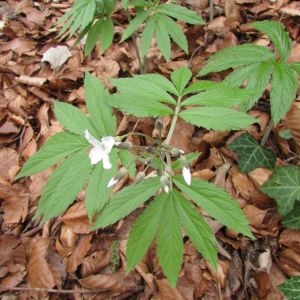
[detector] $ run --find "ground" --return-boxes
[0,0,300,299]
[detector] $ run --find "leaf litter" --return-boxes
[0,0,300,298]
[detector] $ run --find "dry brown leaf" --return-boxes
[27,237,55,288]
[0,148,20,181]
[59,225,78,248]
[154,278,186,300]
[286,101,300,149]
[80,250,111,277]
[67,234,92,272]
[279,249,300,276]
[41,45,72,71]
[281,1,300,16]
[279,229,300,254]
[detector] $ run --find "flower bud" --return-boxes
[107,167,128,188]
[115,142,133,150]
[134,171,145,184]
[155,118,164,131]
[170,148,184,157]
[160,175,171,193]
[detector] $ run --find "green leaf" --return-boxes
[99,18,114,51]
[183,80,221,95]
[140,17,155,58]
[155,14,171,61]
[134,74,178,96]
[126,193,166,273]
[54,101,97,137]
[84,72,116,137]
[172,152,201,171]
[84,19,102,55]
[109,94,173,117]
[171,66,192,95]
[121,10,150,42]
[157,3,204,25]
[112,77,176,104]
[35,149,92,222]
[179,107,256,131]
[182,86,252,108]
[15,132,88,179]
[156,191,183,287]
[270,62,298,125]
[173,176,253,238]
[92,176,161,229]
[261,166,300,216]
[290,62,300,74]
[173,189,217,269]
[85,149,117,220]
[158,14,188,55]
[279,277,300,299]
[228,133,276,173]
[282,202,300,229]
[198,44,275,76]
[118,149,136,179]
[252,20,292,62]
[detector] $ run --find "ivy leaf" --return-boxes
[156,191,183,287]
[15,132,88,179]
[173,176,253,238]
[252,20,292,62]
[126,193,166,273]
[260,166,300,215]
[179,107,256,131]
[35,149,92,223]
[198,44,275,76]
[282,202,300,229]
[157,3,204,25]
[85,150,118,221]
[279,277,300,299]
[171,66,192,95]
[91,176,161,229]
[54,101,97,137]
[228,133,276,173]
[270,62,298,125]
[84,73,116,137]
[172,189,217,269]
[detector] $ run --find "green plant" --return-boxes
[198,20,299,126]
[279,276,300,299]
[16,69,255,286]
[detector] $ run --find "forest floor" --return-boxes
[0,0,300,299]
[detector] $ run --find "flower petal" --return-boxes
[182,166,192,185]
[89,146,104,165]
[85,130,102,147]
[102,154,112,169]
[101,136,115,152]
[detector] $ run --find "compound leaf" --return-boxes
[173,176,253,238]
[157,3,204,25]
[157,191,183,287]
[228,133,276,173]
[54,101,97,137]
[84,72,116,137]
[98,18,114,51]
[35,149,92,223]
[198,44,275,76]
[270,62,298,125]
[171,66,192,95]
[92,176,161,229]
[155,14,171,61]
[279,277,300,299]
[140,17,155,58]
[260,166,300,215]
[85,149,117,220]
[179,107,256,131]
[15,132,88,179]
[126,193,166,273]
[252,20,292,62]
[173,189,217,269]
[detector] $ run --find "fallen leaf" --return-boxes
[41,45,72,71]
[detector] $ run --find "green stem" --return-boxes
[260,120,274,146]
[165,96,182,145]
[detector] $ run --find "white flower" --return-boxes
[182,166,191,186]
[84,130,115,169]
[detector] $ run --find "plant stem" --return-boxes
[260,120,273,146]
[165,96,182,145]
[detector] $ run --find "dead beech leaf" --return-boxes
[279,229,300,254]
[0,148,20,181]
[67,234,92,272]
[27,237,55,288]
[208,259,230,288]
[81,250,111,277]
[280,1,300,16]
[279,249,300,276]
[15,75,47,87]
[154,278,186,300]
[42,45,72,71]
[286,101,300,148]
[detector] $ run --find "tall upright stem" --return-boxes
[260,120,273,146]
[165,96,182,145]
